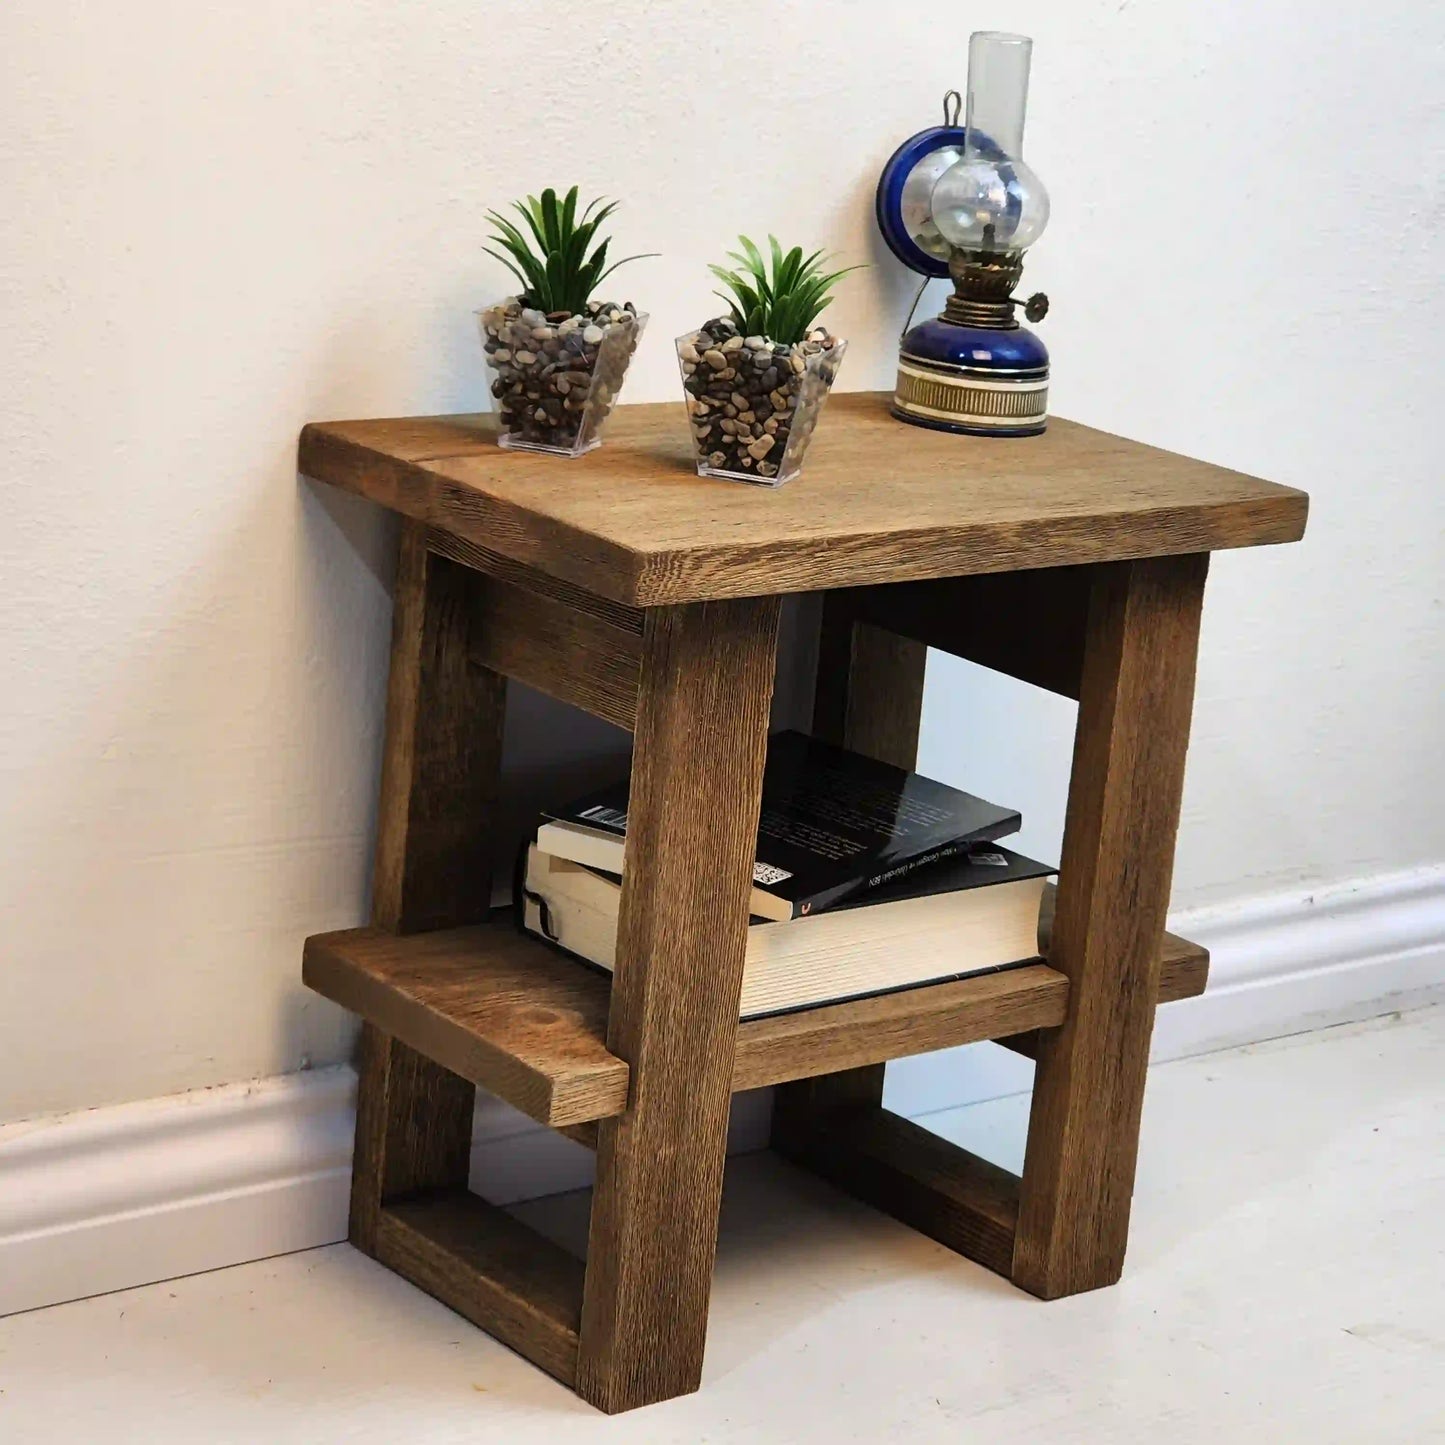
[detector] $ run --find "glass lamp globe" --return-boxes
[931,152,1050,255]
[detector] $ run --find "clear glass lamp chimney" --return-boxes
[930,32,1050,255]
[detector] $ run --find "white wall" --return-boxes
[2,1,1441,1125]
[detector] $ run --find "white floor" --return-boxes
[1,1008,1441,1444]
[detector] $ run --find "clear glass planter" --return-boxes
[677,324,846,486]
[479,299,646,457]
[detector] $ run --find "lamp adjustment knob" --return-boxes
[1022,292,1049,323]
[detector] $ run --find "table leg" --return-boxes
[371,520,507,935]
[350,1024,474,1253]
[1013,553,1208,1298]
[576,597,779,1414]
[352,520,507,1251]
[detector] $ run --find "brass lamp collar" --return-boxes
[942,249,1049,330]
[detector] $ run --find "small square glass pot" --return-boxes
[677,332,846,486]
[479,302,646,457]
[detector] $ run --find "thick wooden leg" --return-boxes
[1013,553,1208,1298]
[351,1022,586,1385]
[771,596,928,1137]
[372,519,508,935]
[350,520,505,1263]
[350,1023,475,1253]
[576,597,780,1414]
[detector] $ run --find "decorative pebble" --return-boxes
[481,295,640,450]
[678,319,840,480]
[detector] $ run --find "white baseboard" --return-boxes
[887,863,1445,1117]
[3,865,1441,1318]
[0,1070,771,1319]
[0,1069,355,1319]
[1152,864,1445,1060]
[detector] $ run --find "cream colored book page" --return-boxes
[740,877,1048,1016]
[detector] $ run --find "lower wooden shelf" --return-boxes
[305,914,1209,1131]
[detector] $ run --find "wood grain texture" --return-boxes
[995,933,1208,1059]
[349,1025,474,1255]
[743,935,1206,1086]
[306,921,1208,1109]
[840,567,1092,699]
[426,525,645,638]
[577,597,780,1414]
[772,596,928,1146]
[377,1188,584,1386]
[305,924,629,1128]
[372,521,507,934]
[468,571,641,732]
[773,1104,1020,1277]
[299,394,1309,606]
[1013,553,1209,1300]
[739,965,1068,1090]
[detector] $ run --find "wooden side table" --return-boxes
[299,393,1307,1413]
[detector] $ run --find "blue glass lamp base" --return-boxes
[893,317,1049,437]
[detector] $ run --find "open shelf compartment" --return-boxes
[305,913,1209,1130]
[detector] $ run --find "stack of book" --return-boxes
[518,730,1056,1021]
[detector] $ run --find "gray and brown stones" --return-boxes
[480,296,642,453]
[677,316,843,484]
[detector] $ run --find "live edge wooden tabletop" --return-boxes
[299,391,1308,607]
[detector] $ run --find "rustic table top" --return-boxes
[300,391,1308,606]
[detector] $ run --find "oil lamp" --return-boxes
[878,32,1051,436]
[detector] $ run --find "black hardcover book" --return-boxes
[534,729,1021,922]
